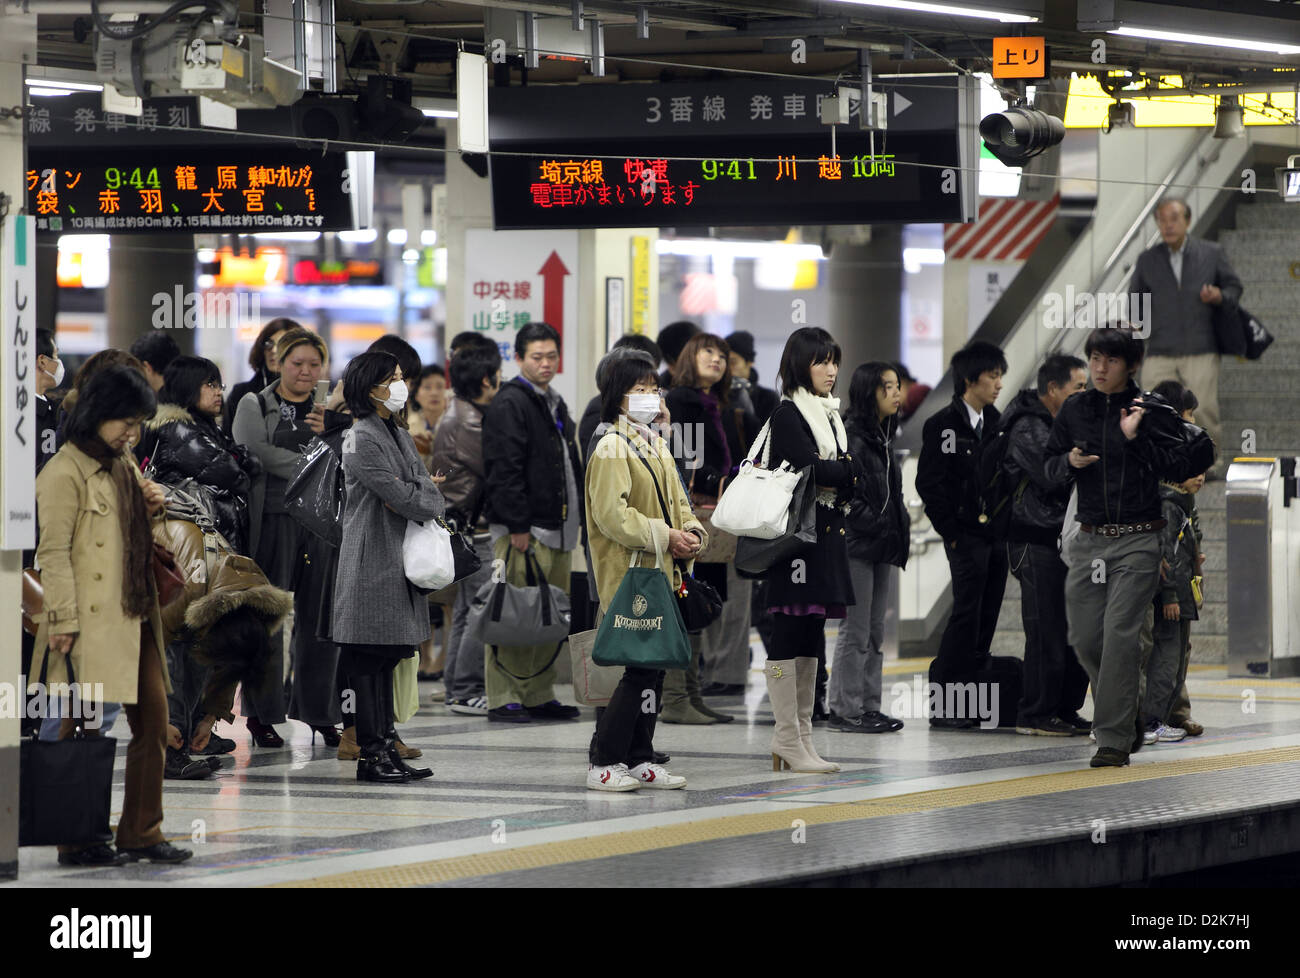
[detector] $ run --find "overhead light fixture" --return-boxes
[979,107,1064,165]
[656,239,827,262]
[1103,100,1135,133]
[829,0,1039,23]
[1108,26,1300,57]
[1213,94,1245,139]
[420,108,458,119]
[28,86,77,97]
[24,77,104,92]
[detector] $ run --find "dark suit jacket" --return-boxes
[1129,237,1242,357]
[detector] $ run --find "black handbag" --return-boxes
[284,437,345,547]
[618,432,724,633]
[1213,303,1274,360]
[19,659,117,848]
[445,519,482,583]
[735,466,817,577]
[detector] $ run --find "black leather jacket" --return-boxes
[1002,389,1071,546]
[146,403,259,553]
[845,415,910,568]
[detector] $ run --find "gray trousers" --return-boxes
[1065,531,1162,752]
[699,564,754,686]
[828,558,893,717]
[443,536,493,702]
[1143,614,1192,727]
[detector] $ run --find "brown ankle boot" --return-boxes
[337,725,360,761]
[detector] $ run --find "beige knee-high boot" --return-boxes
[767,660,834,773]
[795,657,840,772]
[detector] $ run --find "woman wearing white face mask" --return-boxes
[331,352,446,783]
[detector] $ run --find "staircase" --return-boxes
[991,197,1300,665]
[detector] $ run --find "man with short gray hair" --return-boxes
[1129,196,1242,464]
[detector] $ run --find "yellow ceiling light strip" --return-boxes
[1064,73,1296,128]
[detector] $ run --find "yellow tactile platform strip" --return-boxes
[271,745,1300,888]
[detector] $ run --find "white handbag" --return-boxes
[709,419,804,539]
[403,518,456,591]
[1058,485,1080,568]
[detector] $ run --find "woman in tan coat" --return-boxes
[31,365,191,867]
[584,356,704,792]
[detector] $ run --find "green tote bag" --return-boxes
[592,548,691,671]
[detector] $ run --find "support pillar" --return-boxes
[826,227,903,371]
[106,233,197,353]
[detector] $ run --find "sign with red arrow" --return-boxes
[464,229,580,408]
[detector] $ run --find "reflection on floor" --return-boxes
[9,653,1300,888]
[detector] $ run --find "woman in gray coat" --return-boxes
[332,352,445,783]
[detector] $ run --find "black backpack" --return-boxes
[976,412,1031,540]
[1138,392,1217,482]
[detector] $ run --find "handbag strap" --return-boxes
[488,544,555,628]
[488,641,565,681]
[617,432,684,576]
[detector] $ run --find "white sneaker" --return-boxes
[1156,723,1187,742]
[587,763,640,792]
[1089,731,1096,742]
[628,762,687,790]
[449,695,489,716]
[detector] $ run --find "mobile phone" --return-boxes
[313,380,330,406]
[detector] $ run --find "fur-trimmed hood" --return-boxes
[145,402,194,431]
[185,580,292,634]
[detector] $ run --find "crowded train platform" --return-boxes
[1,1,1299,932]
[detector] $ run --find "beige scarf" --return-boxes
[787,387,848,459]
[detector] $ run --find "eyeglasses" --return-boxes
[203,381,227,393]
[629,388,666,398]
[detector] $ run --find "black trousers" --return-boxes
[767,611,826,662]
[350,665,397,755]
[1009,541,1088,725]
[591,668,664,767]
[930,534,1009,686]
[164,638,212,748]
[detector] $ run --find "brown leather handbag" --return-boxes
[21,568,42,637]
[152,543,187,607]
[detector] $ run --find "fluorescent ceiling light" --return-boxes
[24,78,103,92]
[249,231,322,242]
[57,234,110,252]
[1109,26,1300,56]
[28,87,76,97]
[829,0,1038,23]
[903,247,945,273]
[337,228,378,244]
[656,239,826,262]
[421,108,458,119]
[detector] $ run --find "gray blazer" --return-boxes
[1129,237,1243,358]
[331,411,445,646]
[231,381,303,557]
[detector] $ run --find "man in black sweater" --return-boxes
[1001,354,1089,737]
[481,322,584,724]
[915,341,1008,727]
[1044,324,1183,767]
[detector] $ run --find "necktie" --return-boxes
[974,418,984,439]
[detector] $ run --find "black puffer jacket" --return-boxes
[146,403,258,554]
[1001,389,1072,547]
[1044,380,1183,527]
[845,415,909,568]
[666,385,757,498]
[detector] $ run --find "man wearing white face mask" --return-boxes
[35,328,64,473]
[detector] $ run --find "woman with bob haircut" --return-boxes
[223,317,300,437]
[330,351,446,783]
[760,326,856,774]
[32,365,192,866]
[584,354,702,791]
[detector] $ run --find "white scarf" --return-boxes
[787,387,848,459]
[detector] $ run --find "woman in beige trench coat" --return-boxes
[30,365,192,868]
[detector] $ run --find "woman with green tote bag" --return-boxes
[584,357,706,791]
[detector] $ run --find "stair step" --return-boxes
[1219,366,1300,392]
[1233,204,1300,230]
[1220,394,1300,420]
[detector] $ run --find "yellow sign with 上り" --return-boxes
[993,37,1047,79]
[630,235,651,335]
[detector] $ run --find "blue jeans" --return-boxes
[40,698,123,741]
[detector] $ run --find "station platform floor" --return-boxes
[9,647,1300,888]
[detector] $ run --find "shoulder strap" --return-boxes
[618,431,675,530]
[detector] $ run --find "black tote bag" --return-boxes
[19,660,117,848]
[283,437,345,547]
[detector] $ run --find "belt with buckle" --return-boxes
[1079,519,1167,537]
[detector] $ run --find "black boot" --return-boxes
[357,745,412,783]
[386,740,433,780]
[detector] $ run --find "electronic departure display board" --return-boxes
[28,147,353,234]
[487,76,978,230]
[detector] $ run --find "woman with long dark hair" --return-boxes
[33,365,191,866]
[331,352,445,783]
[828,362,909,734]
[761,327,856,773]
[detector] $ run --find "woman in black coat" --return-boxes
[761,327,856,774]
[146,356,258,555]
[221,317,297,439]
[828,362,911,734]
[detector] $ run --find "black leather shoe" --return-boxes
[1090,747,1130,768]
[118,842,193,864]
[58,844,127,867]
[652,750,670,765]
[861,710,904,731]
[192,733,236,755]
[165,747,213,780]
[526,700,581,721]
[357,749,412,783]
[387,742,433,780]
[701,682,745,696]
[929,717,977,730]
[204,756,222,772]
[1060,712,1092,735]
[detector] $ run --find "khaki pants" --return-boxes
[485,537,572,709]
[60,625,168,853]
[1142,353,1222,455]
